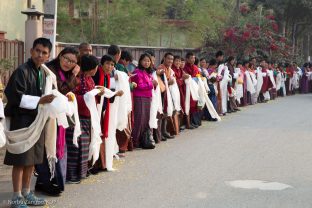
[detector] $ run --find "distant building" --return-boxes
[0,0,43,41]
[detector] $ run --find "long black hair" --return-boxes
[80,55,99,72]
[47,47,79,72]
[138,53,153,73]
[57,47,79,62]
[49,47,79,68]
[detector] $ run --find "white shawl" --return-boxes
[84,87,116,165]
[0,121,5,148]
[184,77,199,115]
[234,68,243,102]
[68,97,81,147]
[0,99,5,148]
[149,71,162,129]
[219,66,231,113]
[268,70,276,89]
[256,67,264,96]
[105,71,129,171]
[245,71,256,94]
[281,73,286,96]
[197,78,221,121]
[249,71,258,87]
[292,72,300,89]
[169,79,181,112]
[116,71,132,131]
[202,77,210,93]
[217,64,225,77]
[83,89,103,165]
[163,72,174,117]
[276,72,282,90]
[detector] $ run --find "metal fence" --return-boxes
[56,42,200,65]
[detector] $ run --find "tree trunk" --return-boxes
[303,34,309,61]
[91,0,99,43]
[235,0,240,21]
[68,0,74,18]
[278,20,286,37]
[292,23,296,58]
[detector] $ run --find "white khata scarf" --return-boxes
[276,72,282,90]
[245,71,256,94]
[68,97,81,147]
[184,77,199,115]
[256,67,264,97]
[169,78,181,112]
[219,66,231,114]
[268,70,277,89]
[234,68,243,102]
[103,70,129,171]
[197,78,221,121]
[249,71,258,87]
[83,89,103,165]
[0,98,5,148]
[163,72,174,117]
[116,71,132,131]
[149,71,162,129]
[84,85,117,169]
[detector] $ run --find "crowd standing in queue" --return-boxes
[0,37,312,208]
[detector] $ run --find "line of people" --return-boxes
[1,37,312,208]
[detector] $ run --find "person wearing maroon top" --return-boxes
[300,63,310,94]
[240,61,249,107]
[268,61,277,100]
[215,51,227,114]
[172,55,192,130]
[285,63,294,95]
[157,53,176,139]
[67,55,103,184]
[183,52,200,128]
[259,59,273,102]
[226,56,240,112]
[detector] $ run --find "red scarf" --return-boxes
[98,66,110,138]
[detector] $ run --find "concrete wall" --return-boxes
[0,0,43,41]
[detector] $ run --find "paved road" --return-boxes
[1,94,312,208]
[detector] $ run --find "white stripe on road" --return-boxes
[225,180,293,191]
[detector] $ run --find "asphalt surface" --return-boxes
[1,94,312,208]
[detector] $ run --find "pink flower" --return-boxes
[240,4,250,14]
[271,22,278,32]
[270,43,278,51]
[265,15,275,20]
[242,31,251,41]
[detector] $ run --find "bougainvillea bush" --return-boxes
[221,4,293,62]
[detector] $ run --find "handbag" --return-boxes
[141,128,155,149]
